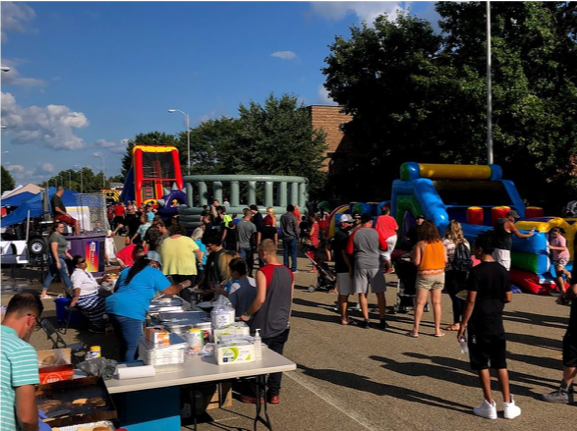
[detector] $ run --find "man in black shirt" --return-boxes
[334,214,356,325]
[50,186,79,235]
[541,243,577,405]
[458,231,521,420]
[492,210,534,271]
[405,214,425,249]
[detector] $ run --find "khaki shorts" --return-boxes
[354,268,387,294]
[416,273,445,291]
[337,273,355,296]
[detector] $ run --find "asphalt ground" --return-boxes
[2,241,574,431]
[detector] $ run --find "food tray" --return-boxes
[35,376,117,428]
[58,420,115,431]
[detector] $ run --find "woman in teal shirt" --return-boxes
[105,251,191,362]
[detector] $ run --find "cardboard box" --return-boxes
[145,327,170,346]
[216,343,255,365]
[37,348,73,384]
[213,323,250,344]
[180,382,232,418]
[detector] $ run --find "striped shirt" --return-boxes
[1,325,39,431]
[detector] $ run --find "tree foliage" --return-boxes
[322,1,577,210]
[1,165,15,192]
[44,168,110,193]
[120,94,328,196]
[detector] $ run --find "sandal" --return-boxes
[406,331,419,338]
[341,319,359,326]
[444,324,460,331]
[434,332,446,338]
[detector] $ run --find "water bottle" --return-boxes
[458,336,469,355]
[254,329,262,360]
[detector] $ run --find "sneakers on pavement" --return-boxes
[473,399,497,420]
[268,395,280,405]
[541,388,574,404]
[503,396,521,419]
[360,319,371,329]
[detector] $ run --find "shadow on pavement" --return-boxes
[503,310,568,330]
[506,332,562,351]
[297,364,472,414]
[370,352,556,399]
[405,352,559,389]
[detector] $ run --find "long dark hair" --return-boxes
[125,256,150,284]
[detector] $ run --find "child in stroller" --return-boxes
[302,240,336,293]
[393,254,430,313]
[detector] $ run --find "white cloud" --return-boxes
[95,138,128,154]
[1,92,89,150]
[0,58,45,87]
[271,51,297,60]
[310,1,405,25]
[1,2,36,43]
[36,162,55,174]
[318,84,337,106]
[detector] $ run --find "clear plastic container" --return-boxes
[138,333,187,373]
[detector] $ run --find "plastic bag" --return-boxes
[75,357,118,380]
[199,343,215,357]
[38,349,69,367]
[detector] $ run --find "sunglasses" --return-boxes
[78,260,86,264]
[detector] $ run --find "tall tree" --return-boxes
[322,2,577,210]
[1,165,15,192]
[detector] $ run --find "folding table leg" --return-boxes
[254,374,273,431]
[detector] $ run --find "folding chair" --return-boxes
[39,319,86,363]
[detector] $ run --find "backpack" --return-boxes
[451,242,473,272]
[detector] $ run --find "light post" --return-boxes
[93,153,105,189]
[486,1,493,165]
[68,171,72,190]
[74,165,83,193]
[168,108,190,175]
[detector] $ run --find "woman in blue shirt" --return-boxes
[105,251,191,362]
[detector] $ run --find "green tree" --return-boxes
[1,165,15,192]
[217,93,327,195]
[322,2,577,210]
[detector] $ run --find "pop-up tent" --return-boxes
[1,192,36,208]
[1,187,79,227]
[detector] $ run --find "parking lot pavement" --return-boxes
[3,254,574,431]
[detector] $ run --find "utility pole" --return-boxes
[486,0,493,165]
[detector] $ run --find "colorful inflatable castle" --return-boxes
[120,145,187,218]
[391,162,575,294]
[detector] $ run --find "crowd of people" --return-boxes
[6,199,575,427]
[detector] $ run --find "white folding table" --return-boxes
[106,348,296,431]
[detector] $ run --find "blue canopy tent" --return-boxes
[1,187,79,228]
[1,192,35,208]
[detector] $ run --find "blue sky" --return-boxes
[1,1,438,186]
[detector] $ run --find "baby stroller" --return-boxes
[392,254,430,314]
[301,243,336,293]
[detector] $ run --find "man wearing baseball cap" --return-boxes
[333,214,356,325]
[493,210,534,271]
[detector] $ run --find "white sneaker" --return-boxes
[503,396,521,419]
[473,399,497,419]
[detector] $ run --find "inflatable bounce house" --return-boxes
[120,145,187,217]
[390,162,575,294]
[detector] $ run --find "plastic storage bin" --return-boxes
[138,333,187,373]
[54,297,84,325]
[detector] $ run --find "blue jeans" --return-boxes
[109,314,143,362]
[42,255,72,291]
[283,237,297,272]
[239,247,254,276]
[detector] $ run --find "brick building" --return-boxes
[308,105,353,174]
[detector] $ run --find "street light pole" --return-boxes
[168,109,190,175]
[68,171,72,190]
[486,0,493,165]
[74,165,83,193]
[93,153,105,189]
